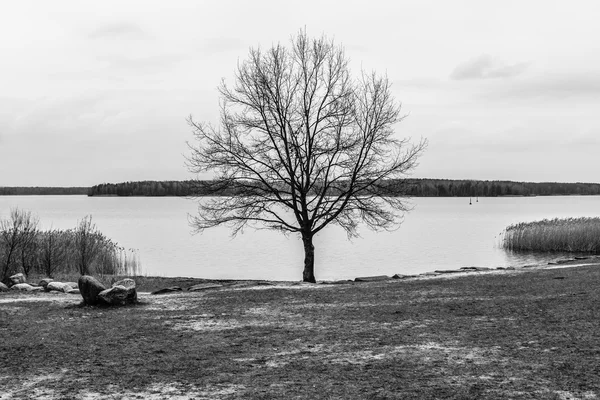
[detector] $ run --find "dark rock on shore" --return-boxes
[434,269,464,274]
[460,266,492,271]
[420,272,441,277]
[392,274,417,279]
[38,278,54,289]
[188,283,223,292]
[355,275,390,282]
[151,286,183,295]
[98,285,137,306]
[78,276,106,305]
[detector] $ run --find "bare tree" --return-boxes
[39,229,72,278]
[187,30,426,282]
[19,228,39,278]
[0,208,39,282]
[73,216,102,275]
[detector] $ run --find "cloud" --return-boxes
[450,54,529,80]
[199,37,248,55]
[88,22,148,39]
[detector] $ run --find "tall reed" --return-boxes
[0,209,142,280]
[502,217,600,253]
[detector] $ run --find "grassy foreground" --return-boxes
[2,266,600,399]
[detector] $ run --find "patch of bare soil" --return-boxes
[2,265,600,399]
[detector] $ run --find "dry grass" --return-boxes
[1,266,600,399]
[503,217,600,253]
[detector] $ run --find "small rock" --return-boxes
[65,282,79,290]
[0,282,9,291]
[78,275,106,306]
[392,274,416,279]
[38,278,54,289]
[434,269,463,274]
[9,273,26,285]
[151,286,183,295]
[354,275,390,282]
[460,267,478,271]
[188,283,223,291]
[11,283,34,291]
[556,259,574,264]
[496,267,506,270]
[553,276,566,280]
[574,256,589,260]
[66,288,81,295]
[112,278,135,290]
[98,285,137,306]
[320,280,353,285]
[506,266,516,270]
[420,272,441,277]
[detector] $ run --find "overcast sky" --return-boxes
[1,0,599,186]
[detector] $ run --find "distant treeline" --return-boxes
[0,187,89,195]
[87,179,600,197]
[404,179,600,197]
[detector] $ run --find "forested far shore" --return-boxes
[3,180,600,197]
[84,179,600,197]
[0,187,89,196]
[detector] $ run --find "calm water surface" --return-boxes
[1,196,599,281]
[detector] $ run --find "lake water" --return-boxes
[0,196,599,281]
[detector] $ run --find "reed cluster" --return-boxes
[1,208,140,282]
[502,217,600,253]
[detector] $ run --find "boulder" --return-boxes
[151,286,183,295]
[354,275,390,282]
[11,283,34,291]
[46,282,72,293]
[460,266,491,271]
[0,282,9,291]
[65,282,79,290]
[66,288,81,295]
[78,275,106,305]
[112,278,135,290]
[188,283,223,292]
[98,285,137,306]
[38,278,54,289]
[9,273,26,285]
[392,274,416,279]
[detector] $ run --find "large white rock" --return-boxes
[9,273,26,285]
[112,278,135,290]
[46,282,73,293]
[11,283,34,291]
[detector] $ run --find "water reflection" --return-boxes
[501,250,592,268]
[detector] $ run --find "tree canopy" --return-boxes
[187,30,426,282]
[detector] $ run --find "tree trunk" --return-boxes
[302,233,316,283]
